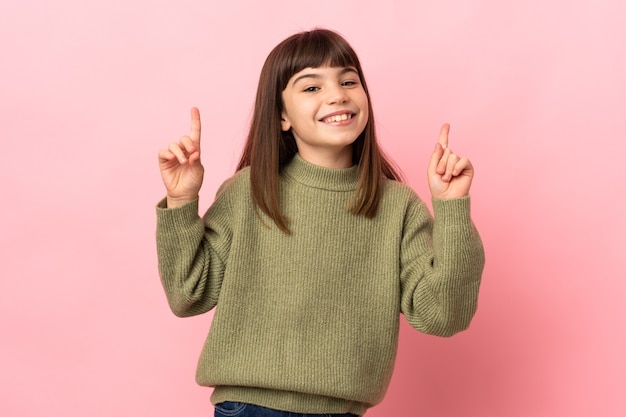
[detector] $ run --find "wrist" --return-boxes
[431,189,469,200]
[166,195,198,208]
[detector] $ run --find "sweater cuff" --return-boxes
[156,197,201,230]
[431,196,472,226]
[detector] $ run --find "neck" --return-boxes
[296,145,353,169]
[282,154,359,192]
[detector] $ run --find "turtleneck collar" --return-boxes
[281,154,360,191]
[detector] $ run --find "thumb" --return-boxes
[427,142,444,176]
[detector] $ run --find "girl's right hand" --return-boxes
[158,107,204,208]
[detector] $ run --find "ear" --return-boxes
[281,114,291,132]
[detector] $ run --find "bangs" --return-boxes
[275,30,363,90]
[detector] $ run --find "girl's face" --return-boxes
[281,66,369,168]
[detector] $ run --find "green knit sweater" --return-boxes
[156,154,484,415]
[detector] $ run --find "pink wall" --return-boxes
[2,1,625,416]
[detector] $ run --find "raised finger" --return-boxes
[438,123,450,149]
[189,107,201,148]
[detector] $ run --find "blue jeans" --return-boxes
[214,402,359,417]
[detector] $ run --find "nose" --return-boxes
[326,83,348,105]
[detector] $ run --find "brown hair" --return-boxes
[237,28,402,233]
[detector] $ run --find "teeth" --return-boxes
[324,113,352,123]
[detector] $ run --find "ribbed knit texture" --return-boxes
[156,154,485,416]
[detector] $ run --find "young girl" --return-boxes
[157,29,484,417]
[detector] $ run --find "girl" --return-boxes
[157,29,484,417]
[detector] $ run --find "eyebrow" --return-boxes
[291,67,359,86]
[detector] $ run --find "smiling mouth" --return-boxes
[322,113,354,123]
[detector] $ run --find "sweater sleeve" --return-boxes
[155,185,233,318]
[399,196,485,337]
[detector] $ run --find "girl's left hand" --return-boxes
[427,124,474,199]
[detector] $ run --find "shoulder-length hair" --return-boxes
[237,28,403,233]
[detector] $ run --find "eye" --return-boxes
[341,80,359,87]
[303,86,320,92]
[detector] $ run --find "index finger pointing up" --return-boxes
[438,123,450,149]
[189,107,201,146]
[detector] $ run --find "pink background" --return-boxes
[2,1,625,416]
